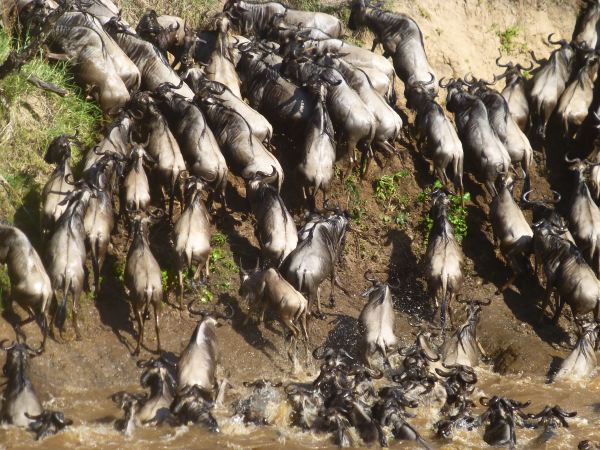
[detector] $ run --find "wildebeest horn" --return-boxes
[0,339,15,351]
[517,61,534,71]
[438,77,454,88]
[495,55,511,68]
[564,152,581,164]
[312,345,328,359]
[480,397,491,406]
[64,173,77,185]
[25,342,44,356]
[464,73,476,85]
[363,270,377,284]
[547,33,565,46]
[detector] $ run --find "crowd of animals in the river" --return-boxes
[2,0,600,447]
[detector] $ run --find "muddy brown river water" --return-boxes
[1,367,599,449]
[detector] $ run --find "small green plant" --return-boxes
[496,25,527,55]
[417,5,431,19]
[161,270,170,292]
[198,286,214,303]
[0,267,9,311]
[375,171,410,228]
[114,260,126,283]
[211,232,227,247]
[419,181,470,242]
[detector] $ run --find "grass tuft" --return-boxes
[0,29,102,228]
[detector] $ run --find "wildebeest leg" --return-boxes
[72,288,82,341]
[539,284,554,322]
[154,299,161,354]
[314,286,325,319]
[177,266,185,311]
[552,295,565,324]
[133,304,144,356]
[359,141,373,179]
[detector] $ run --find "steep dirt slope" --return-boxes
[0,0,592,446]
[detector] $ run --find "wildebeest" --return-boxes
[173,175,212,309]
[442,78,511,197]
[573,0,600,49]
[0,224,51,350]
[41,134,75,237]
[298,78,336,210]
[0,339,43,427]
[245,168,297,266]
[555,48,600,139]
[441,300,489,368]
[406,76,464,195]
[195,87,284,189]
[424,190,464,330]
[46,186,92,340]
[154,82,228,207]
[282,208,349,317]
[529,35,576,139]
[239,265,309,371]
[104,17,194,99]
[224,0,342,38]
[124,211,164,355]
[566,155,600,277]
[358,271,397,368]
[553,321,599,381]
[489,173,533,293]
[206,14,242,98]
[348,0,437,95]
[495,57,532,132]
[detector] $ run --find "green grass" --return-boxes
[496,25,527,55]
[0,29,102,227]
[0,267,9,311]
[419,180,471,243]
[119,0,220,28]
[374,170,409,228]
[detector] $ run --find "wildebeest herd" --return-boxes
[2,0,600,447]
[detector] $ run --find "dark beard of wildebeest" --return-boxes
[279,53,375,176]
[244,168,298,267]
[467,76,533,196]
[0,340,43,428]
[281,208,349,317]
[223,0,343,39]
[565,156,600,277]
[40,134,76,237]
[528,34,576,140]
[405,75,464,197]
[103,16,195,99]
[442,78,511,198]
[153,82,228,209]
[46,186,93,341]
[489,173,534,294]
[494,57,533,132]
[0,224,52,351]
[124,211,165,356]
[173,175,212,310]
[347,0,437,97]
[181,68,273,144]
[193,87,284,190]
[424,190,464,331]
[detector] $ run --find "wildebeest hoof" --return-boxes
[312,311,326,320]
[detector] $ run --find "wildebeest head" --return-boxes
[348,0,368,31]
[405,73,437,109]
[44,133,77,164]
[1,339,41,380]
[238,258,262,300]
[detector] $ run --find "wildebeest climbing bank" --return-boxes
[2,0,600,448]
